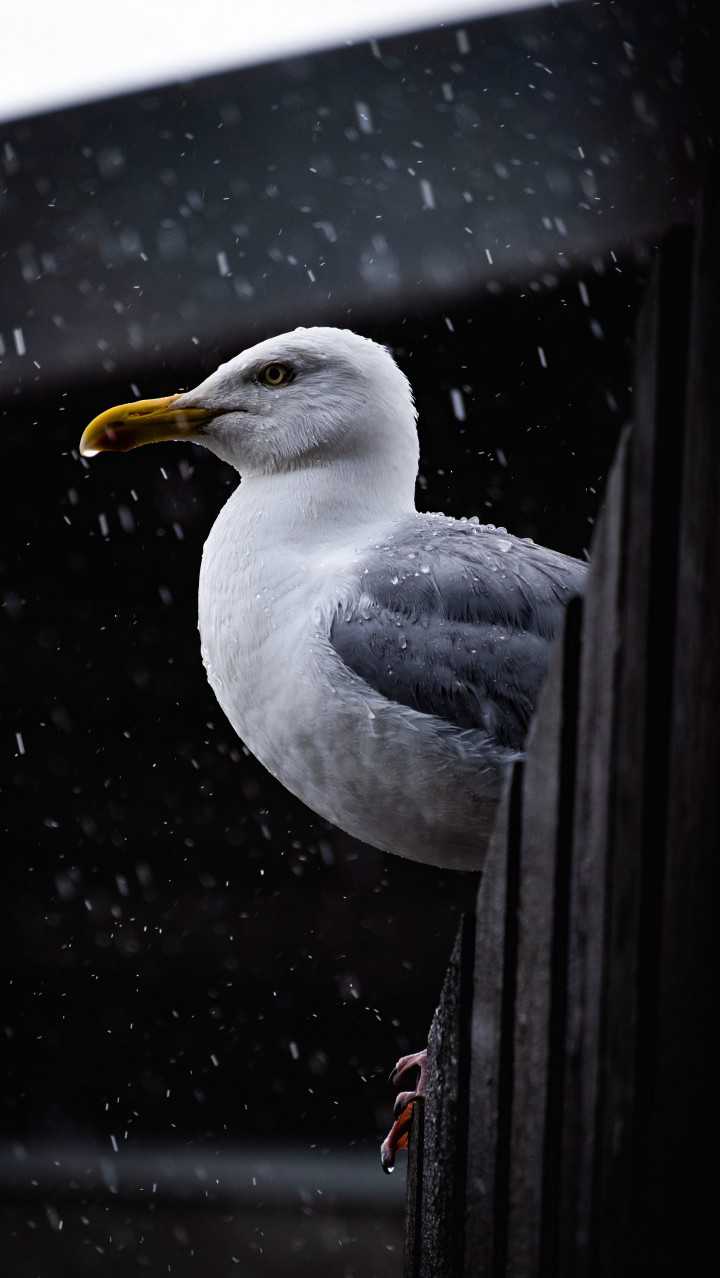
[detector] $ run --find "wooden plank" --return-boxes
[404,1098,425,1278]
[537,595,583,1276]
[417,914,475,1278]
[406,217,708,1277]
[557,432,629,1276]
[504,597,582,1277]
[464,764,523,1276]
[591,228,694,1273]
[644,182,718,1268]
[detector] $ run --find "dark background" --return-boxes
[0,0,700,1273]
[1,266,640,1275]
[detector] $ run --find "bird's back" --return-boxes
[330,512,587,750]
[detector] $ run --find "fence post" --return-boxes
[403,1098,425,1278]
[464,765,523,1276]
[641,180,718,1272]
[558,432,629,1274]
[403,198,717,1276]
[402,915,475,1278]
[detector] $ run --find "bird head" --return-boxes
[79,327,418,478]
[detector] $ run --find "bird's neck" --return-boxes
[231,456,417,551]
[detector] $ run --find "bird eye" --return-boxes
[258,362,293,388]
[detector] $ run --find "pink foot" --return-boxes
[380,1049,428,1173]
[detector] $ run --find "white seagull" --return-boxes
[80,327,586,1162]
[80,327,585,869]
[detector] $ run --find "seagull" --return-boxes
[80,326,587,1165]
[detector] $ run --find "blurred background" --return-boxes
[0,1,701,1274]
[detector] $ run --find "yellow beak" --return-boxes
[79,394,213,458]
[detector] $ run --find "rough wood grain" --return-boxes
[557,433,629,1276]
[593,227,694,1275]
[403,1098,425,1278]
[643,184,718,1270]
[464,764,523,1277]
[417,915,475,1278]
[505,598,582,1278]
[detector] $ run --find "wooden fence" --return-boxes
[403,191,717,1276]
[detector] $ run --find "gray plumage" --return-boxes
[331,515,586,748]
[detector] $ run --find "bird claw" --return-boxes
[393,1088,420,1119]
[380,1102,414,1173]
[389,1048,429,1091]
[380,1048,428,1172]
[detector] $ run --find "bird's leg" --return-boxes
[380,1049,428,1173]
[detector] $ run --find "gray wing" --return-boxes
[329,515,587,750]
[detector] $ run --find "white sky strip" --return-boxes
[0,1,570,124]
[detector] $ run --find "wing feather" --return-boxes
[329,516,586,748]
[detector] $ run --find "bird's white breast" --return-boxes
[197,486,501,871]
[199,488,330,769]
